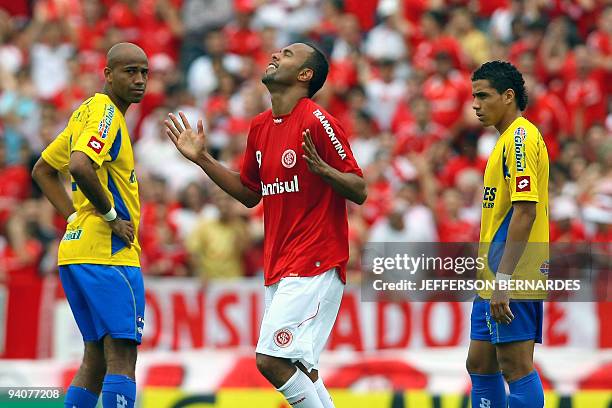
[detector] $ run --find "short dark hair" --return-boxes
[472,61,528,111]
[300,43,329,98]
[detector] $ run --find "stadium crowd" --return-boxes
[0,0,610,284]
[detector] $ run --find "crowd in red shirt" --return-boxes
[0,0,609,283]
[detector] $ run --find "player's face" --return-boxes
[471,79,507,128]
[108,54,148,104]
[262,43,312,87]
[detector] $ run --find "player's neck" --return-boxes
[269,88,308,117]
[495,111,521,135]
[103,87,130,115]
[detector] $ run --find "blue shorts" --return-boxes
[59,264,145,344]
[470,297,542,344]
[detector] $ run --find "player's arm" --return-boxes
[490,201,536,324]
[165,112,261,208]
[301,129,367,205]
[32,157,76,220]
[491,129,542,324]
[69,152,134,246]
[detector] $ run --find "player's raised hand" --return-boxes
[108,217,134,248]
[302,129,330,177]
[490,289,514,325]
[165,112,207,163]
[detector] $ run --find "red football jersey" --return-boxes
[240,98,363,286]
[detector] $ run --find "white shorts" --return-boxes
[255,268,344,372]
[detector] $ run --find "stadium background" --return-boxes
[0,0,610,406]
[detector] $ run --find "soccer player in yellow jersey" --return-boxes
[32,43,147,408]
[466,61,548,408]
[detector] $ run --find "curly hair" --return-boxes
[471,61,528,111]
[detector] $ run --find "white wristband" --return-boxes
[66,212,77,223]
[102,207,117,222]
[496,273,513,282]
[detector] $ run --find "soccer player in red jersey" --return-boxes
[165,43,366,408]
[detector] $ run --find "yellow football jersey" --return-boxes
[41,93,141,266]
[478,116,549,299]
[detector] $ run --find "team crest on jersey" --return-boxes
[98,104,115,139]
[516,175,531,192]
[281,149,297,168]
[87,136,105,154]
[273,328,293,348]
[514,127,527,172]
[539,260,549,276]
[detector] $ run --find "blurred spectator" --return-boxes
[421,51,471,133]
[224,0,261,56]
[26,5,75,99]
[169,181,214,240]
[448,7,490,67]
[364,2,407,62]
[412,10,464,74]
[393,98,447,156]
[330,13,363,62]
[550,195,586,243]
[0,139,30,225]
[350,110,380,168]
[365,58,405,131]
[186,190,250,281]
[186,28,243,105]
[135,105,204,192]
[139,174,188,276]
[563,45,607,139]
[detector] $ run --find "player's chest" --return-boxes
[255,122,307,179]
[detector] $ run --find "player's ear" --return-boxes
[103,66,112,84]
[504,88,515,106]
[298,68,313,83]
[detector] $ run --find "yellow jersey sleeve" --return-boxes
[505,125,540,203]
[41,127,71,174]
[71,102,120,167]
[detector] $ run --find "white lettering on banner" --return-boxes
[312,109,347,160]
[46,279,601,358]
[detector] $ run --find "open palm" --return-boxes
[165,112,207,163]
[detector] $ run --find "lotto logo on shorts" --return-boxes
[273,328,293,348]
[516,176,531,192]
[87,136,105,154]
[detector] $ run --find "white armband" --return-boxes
[102,207,118,222]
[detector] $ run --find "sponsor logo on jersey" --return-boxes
[281,149,297,168]
[261,175,300,196]
[273,328,293,348]
[98,104,115,139]
[514,127,526,172]
[129,170,137,183]
[87,136,105,154]
[63,229,83,241]
[312,109,347,160]
[273,118,283,124]
[482,186,497,208]
[516,175,531,192]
